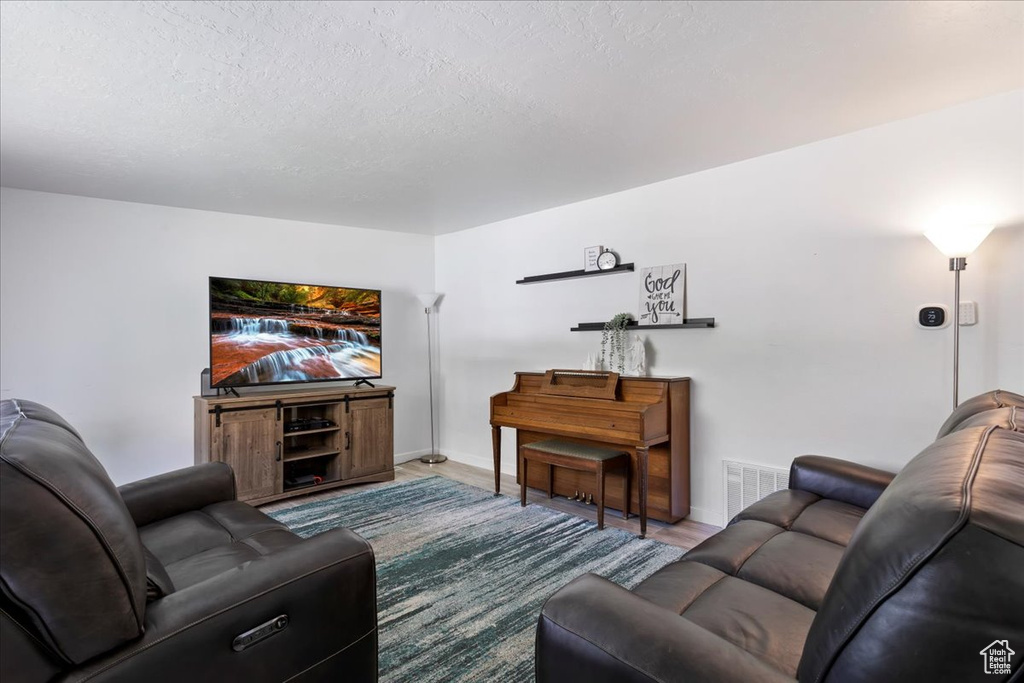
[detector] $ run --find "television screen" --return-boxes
[209,277,382,388]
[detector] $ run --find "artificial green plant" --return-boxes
[600,313,632,373]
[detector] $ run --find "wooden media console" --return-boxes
[194,385,395,505]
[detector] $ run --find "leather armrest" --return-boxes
[789,455,895,510]
[536,574,794,683]
[67,528,377,683]
[118,462,236,527]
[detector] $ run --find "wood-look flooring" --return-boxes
[261,458,720,551]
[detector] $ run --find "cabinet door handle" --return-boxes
[276,441,282,462]
[345,431,351,450]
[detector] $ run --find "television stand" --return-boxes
[219,387,241,397]
[195,384,396,504]
[353,379,376,388]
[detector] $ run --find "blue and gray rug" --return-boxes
[268,476,685,682]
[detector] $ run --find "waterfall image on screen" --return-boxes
[210,277,382,387]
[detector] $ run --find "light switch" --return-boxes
[958,301,977,326]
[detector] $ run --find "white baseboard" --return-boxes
[394,449,431,464]
[444,449,503,473]
[686,506,723,527]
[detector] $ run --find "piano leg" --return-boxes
[520,451,528,507]
[491,425,502,494]
[637,446,649,538]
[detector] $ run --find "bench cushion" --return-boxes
[523,439,627,461]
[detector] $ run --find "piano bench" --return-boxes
[519,439,630,530]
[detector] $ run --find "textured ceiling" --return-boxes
[1,1,1022,234]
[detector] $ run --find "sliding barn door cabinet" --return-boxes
[194,385,395,504]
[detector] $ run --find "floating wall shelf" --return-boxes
[516,263,635,284]
[570,318,716,332]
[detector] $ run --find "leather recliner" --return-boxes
[0,398,378,683]
[536,389,1024,682]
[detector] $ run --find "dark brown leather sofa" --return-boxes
[0,399,378,683]
[537,389,1024,683]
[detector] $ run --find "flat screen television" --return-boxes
[209,276,382,388]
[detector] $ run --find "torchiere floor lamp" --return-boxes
[924,225,994,408]
[417,293,446,463]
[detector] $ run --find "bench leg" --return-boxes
[596,463,605,530]
[547,463,554,499]
[520,453,528,507]
[637,447,649,539]
[623,462,630,520]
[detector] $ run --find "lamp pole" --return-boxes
[925,225,993,411]
[950,257,965,408]
[417,293,446,464]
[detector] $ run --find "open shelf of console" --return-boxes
[284,447,341,462]
[284,425,341,437]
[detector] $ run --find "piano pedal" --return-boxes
[585,493,593,505]
[569,490,580,501]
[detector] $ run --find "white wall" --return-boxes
[0,189,436,485]
[2,93,1021,522]
[435,91,1024,525]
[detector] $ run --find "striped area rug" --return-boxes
[268,476,685,682]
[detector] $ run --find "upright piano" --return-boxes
[489,370,690,537]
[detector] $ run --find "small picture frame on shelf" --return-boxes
[584,245,603,272]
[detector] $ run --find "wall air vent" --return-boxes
[723,460,790,524]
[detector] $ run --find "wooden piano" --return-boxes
[490,370,690,537]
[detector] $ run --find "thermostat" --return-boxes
[917,304,949,329]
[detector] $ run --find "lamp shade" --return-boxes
[417,293,441,309]
[924,225,994,258]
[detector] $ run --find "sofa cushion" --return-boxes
[798,425,1024,683]
[735,491,866,547]
[947,405,1021,434]
[142,545,175,602]
[139,500,301,590]
[665,521,845,612]
[632,559,726,614]
[731,488,820,527]
[679,576,815,677]
[789,498,865,547]
[633,500,859,676]
[634,476,873,675]
[736,531,845,610]
[682,519,784,574]
[0,399,148,665]
[935,389,1024,438]
[141,510,237,564]
[633,561,815,678]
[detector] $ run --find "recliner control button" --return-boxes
[232,614,289,652]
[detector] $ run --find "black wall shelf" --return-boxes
[516,263,634,284]
[570,318,715,332]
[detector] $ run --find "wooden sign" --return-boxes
[638,264,685,325]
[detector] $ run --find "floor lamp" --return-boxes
[417,293,446,464]
[924,225,994,408]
